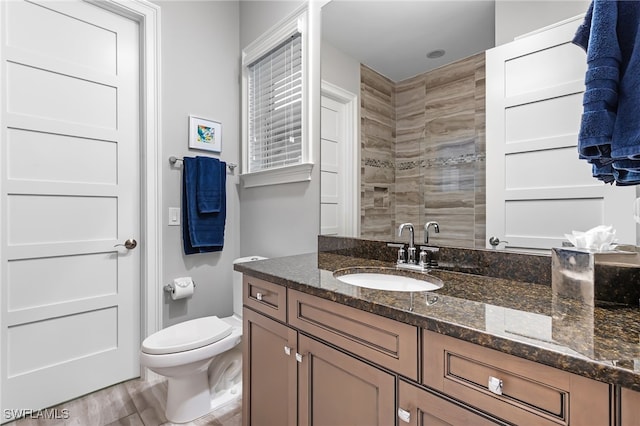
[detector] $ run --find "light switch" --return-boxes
[168,207,180,226]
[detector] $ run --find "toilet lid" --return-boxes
[142,316,233,355]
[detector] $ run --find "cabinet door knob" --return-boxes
[488,376,503,395]
[397,408,411,423]
[295,353,304,363]
[284,346,291,356]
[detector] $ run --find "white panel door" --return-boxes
[320,96,342,236]
[1,0,141,415]
[486,16,636,252]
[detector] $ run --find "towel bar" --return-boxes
[169,156,237,171]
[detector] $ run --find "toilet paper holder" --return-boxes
[164,280,196,293]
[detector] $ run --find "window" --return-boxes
[248,34,302,172]
[242,8,313,188]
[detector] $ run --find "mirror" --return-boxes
[320,0,632,252]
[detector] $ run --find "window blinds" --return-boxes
[247,33,303,173]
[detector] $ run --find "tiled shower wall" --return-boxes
[361,53,486,248]
[360,65,396,240]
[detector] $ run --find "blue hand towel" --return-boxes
[182,157,226,254]
[610,1,640,160]
[196,156,223,213]
[573,0,640,185]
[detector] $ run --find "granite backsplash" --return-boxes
[318,236,640,306]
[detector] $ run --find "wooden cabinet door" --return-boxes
[243,308,297,426]
[298,334,395,426]
[621,388,640,426]
[398,379,503,426]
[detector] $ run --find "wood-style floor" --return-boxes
[5,378,241,426]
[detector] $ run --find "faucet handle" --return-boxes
[407,246,416,263]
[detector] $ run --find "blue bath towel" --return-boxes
[182,156,226,254]
[196,156,223,213]
[574,0,640,185]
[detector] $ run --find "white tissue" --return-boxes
[170,277,195,300]
[564,225,617,251]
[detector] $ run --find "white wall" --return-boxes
[321,41,361,95]
[238,1,321,258]
[239,1,305,49]
[495,0,590,45]
[153,0,241,327]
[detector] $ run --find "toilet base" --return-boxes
[165,371,211,423]
[211,382,242,412]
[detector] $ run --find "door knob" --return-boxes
[114,239,137,250]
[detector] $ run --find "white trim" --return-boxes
[241,7,303,66]
[241,163,313,188]
[514,13,585,40]
[90,0,162,350]
[321,81,359,237]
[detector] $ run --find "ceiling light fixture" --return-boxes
[426,49,446,59]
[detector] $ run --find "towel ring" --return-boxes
[169,156,237,171]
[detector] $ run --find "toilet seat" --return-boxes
[142,316,232,355]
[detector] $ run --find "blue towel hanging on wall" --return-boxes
[573,0,640,185]
[182,156,227,254]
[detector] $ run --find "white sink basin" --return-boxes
[333,268,443,292]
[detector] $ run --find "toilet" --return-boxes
[140,256,266,424]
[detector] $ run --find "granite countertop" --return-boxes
[235,252,640,391]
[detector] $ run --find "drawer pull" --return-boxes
[256,292,263,301]
[397,408,411,423]
[488,376,503,395]
[284,346,291,356]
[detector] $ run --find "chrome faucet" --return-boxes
[424,221,440,244]
[398,223,416,264]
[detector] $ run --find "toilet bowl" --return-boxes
[140,256,266,424]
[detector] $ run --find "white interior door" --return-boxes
[486,16,636,252]
[1,0,141,415]
[320,96,343,236]
[320,82,359,237]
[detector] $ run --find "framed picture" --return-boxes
[189,115,222,153]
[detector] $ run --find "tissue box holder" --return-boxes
[551,247,640,306]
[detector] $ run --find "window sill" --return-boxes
[241,163,314,188]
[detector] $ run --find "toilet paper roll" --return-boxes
[171,277,195,300]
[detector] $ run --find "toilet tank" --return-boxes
[233,256,267,316]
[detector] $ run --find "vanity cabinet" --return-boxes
[243,274,614,426]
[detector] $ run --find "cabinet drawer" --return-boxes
[243,275,287,322]
[399,379,503,425]
[423,330,610,426]
[289,289,419,380]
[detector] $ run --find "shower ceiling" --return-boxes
[322,0,496,81]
